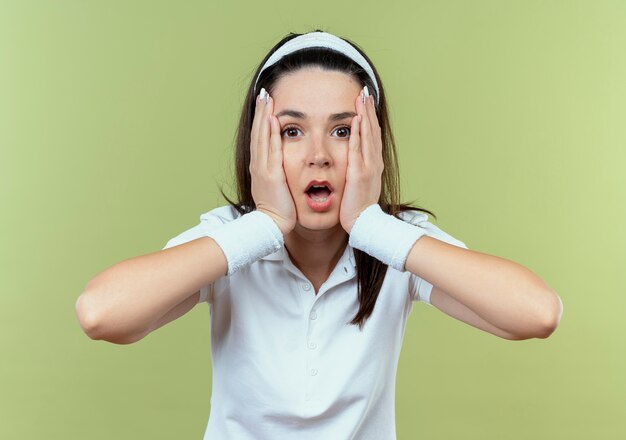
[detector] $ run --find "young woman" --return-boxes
[77,30,563,439]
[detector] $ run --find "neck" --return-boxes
[284,223,348,280]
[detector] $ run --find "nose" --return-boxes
[308,136,331,167]
[309,154,330,167]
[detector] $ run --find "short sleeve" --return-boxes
[161,206,236,303]
[401,211,468,305]
[199,285,210,303]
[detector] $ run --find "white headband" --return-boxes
[254,31,380,105]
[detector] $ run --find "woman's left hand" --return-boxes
[339,88,384,234]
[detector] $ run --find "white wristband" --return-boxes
[348,203,427,272]
[205,210,284,276]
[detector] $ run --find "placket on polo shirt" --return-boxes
[259,244,357,404]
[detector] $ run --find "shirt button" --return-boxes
[308,342,317,350]
[310,311,317,320]
[310,368,318,376]
[302,283,311,291]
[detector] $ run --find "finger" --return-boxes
[268,111,283,171]
[357,89,372,167]
[364,95,380,136]
[348,112,364,169]
[362,93,382,167]
[366,95,382,154]
[250,93,263,166]
[350,90,365,154]
[257,94,271,167]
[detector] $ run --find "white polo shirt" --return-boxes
[163,205,467,440]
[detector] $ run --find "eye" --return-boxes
[280,125,352,139]
[281,126,302,138]
[333,126,351,138]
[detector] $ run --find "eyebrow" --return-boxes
[275,109,357,122]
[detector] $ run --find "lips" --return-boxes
[304,180,334,211]
[305,180,334,193]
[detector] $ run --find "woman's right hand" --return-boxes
[249,88,297,236]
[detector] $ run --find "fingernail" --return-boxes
[260,87,268,103]
[364,86,370,98]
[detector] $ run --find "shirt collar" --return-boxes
[261,243,357,268]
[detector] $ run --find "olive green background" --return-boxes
[1,1,624,439]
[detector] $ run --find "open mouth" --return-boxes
[306,185,332,202]
[304,180,334,211]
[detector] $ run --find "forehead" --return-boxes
[271,68,361,110]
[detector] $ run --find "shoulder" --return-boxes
[396,209,468,249]
[199,204,245,225]
[162,204,245,250]
[396,209,429,225]
[397,209,468,304]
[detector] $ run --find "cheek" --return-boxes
[335,151,349,171]
[281,155,299,189]
[337,149,349,165]
[332,152,349,192]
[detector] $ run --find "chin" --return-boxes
[296,208,340,230]
[299,222,340,232]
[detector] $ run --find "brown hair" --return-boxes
[219,29,436,330]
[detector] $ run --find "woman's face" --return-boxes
[271,67,362,232]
